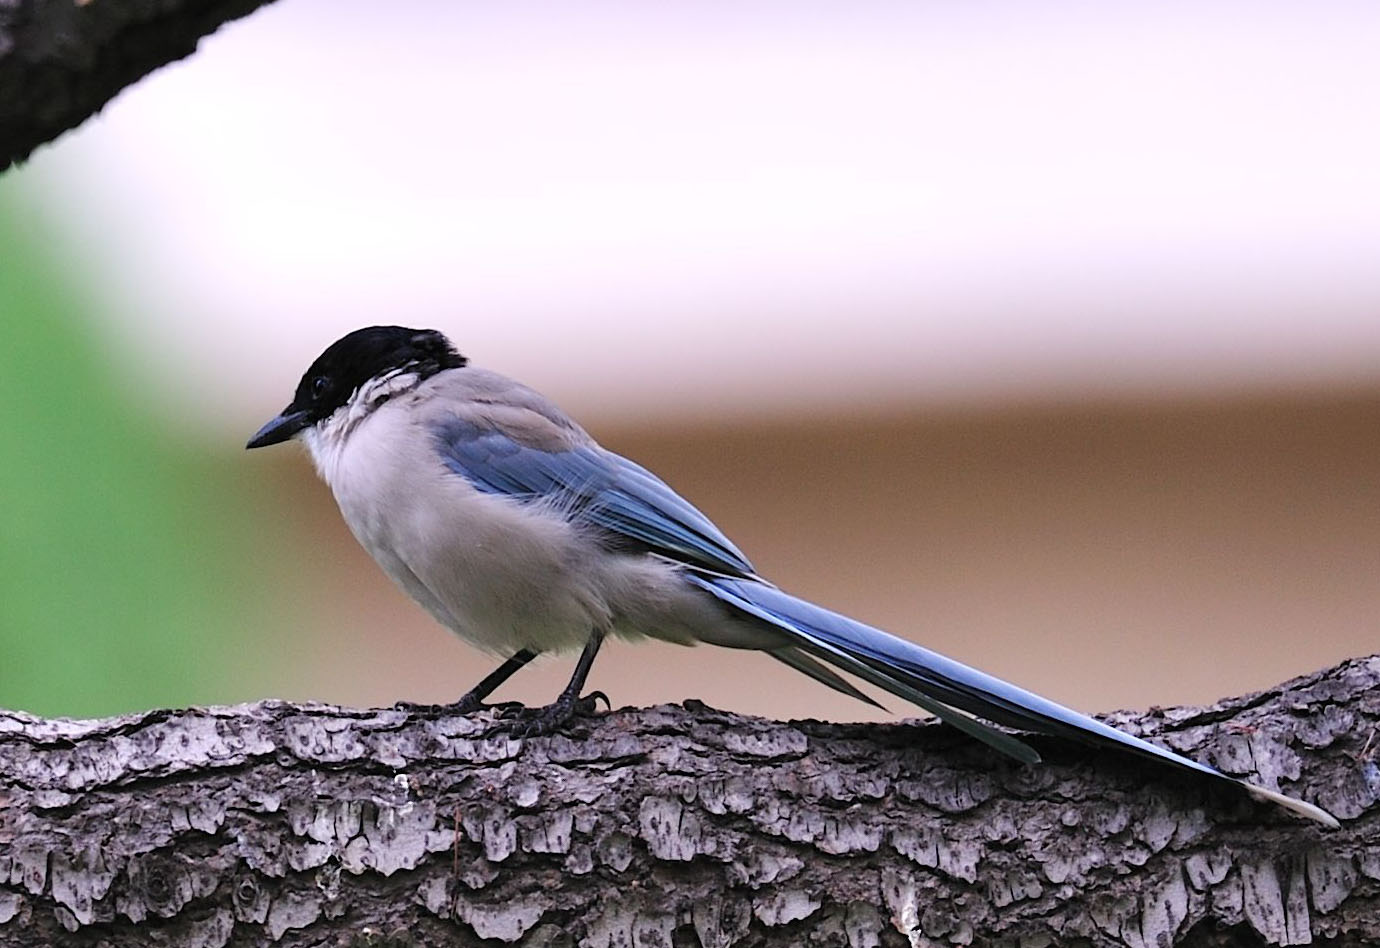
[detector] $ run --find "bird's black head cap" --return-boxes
[247,326,467,449]
[292,325,467,418]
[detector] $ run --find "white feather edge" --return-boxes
[1240,781,1339,828]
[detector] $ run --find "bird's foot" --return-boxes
[448,692,523,716]
[393,695,523,716]
[392,699,443,714]
[510,690,609,737]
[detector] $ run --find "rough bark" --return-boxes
[0,0,280,169]
[1,657,1378,948]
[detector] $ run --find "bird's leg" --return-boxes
[395,649,538,715]
[452,648,539,713]
[516,630,608,736]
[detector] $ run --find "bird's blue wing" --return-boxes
[432,416,755,578]
[427,414,1336,826]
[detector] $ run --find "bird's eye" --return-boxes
[311,376,329,399]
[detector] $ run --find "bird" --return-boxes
[246,325,1337,828]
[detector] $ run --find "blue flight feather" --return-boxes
[431,418,756,578]
[685,573,1229,782]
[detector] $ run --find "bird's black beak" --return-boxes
[246,408,311,449]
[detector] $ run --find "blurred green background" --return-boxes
[2,1,1376,723]
[0,189,289,715]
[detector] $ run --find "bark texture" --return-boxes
[1,657,1378,948]
[0,0,279,168]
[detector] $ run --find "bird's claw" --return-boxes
[392,699,444,714]
[394,696,524,717]
[511,691,608,736]
[449,694,485,715]
[578,690,610,713]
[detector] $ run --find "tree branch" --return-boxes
[0,0,280,169]
[1,656,1377,947]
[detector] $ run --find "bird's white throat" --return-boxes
[303,369,420,483]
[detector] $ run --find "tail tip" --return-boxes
[1243,783,1340,829]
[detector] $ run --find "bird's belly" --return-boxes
[330,458,608,656]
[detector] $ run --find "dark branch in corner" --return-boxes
[0,656,1378,947]
[0,0,280,169]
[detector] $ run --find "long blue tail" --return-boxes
[686,574,1337,827]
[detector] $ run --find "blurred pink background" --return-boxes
[7,0,1378,720]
